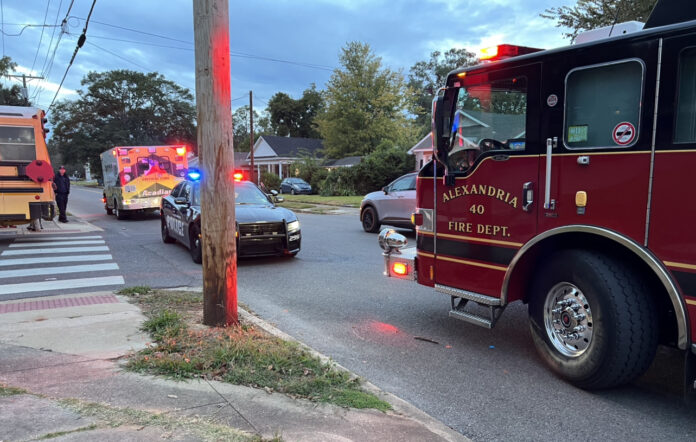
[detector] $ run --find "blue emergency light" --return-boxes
[187,169,202,181]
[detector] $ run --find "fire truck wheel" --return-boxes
[528,249,658,390]
[161,218,175,244]
[361,206,381,233]
[190,224,202,264]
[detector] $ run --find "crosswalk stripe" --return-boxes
[13,235,103,242]
[0,263,119,279]
[9,240,105,248]
[1,246,110,256]
[0,254,113,267]
[0,276,125,296]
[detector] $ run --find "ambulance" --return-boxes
[100,145,188,219]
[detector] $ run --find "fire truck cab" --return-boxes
[381,0,696,395]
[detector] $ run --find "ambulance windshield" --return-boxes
[448,77,527,172]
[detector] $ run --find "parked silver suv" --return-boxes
[360,172,417,233]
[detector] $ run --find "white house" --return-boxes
[407,133,433,170]
[248,135,324,179]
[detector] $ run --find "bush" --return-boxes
[260,171,281,191]
[319,143,414,196]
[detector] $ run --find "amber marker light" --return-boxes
[392,262,408,276]
[456,72,467,78]
[411,212,423,226]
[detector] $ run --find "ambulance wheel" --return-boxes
[161,218,175,244]
[361,206,380,233]
[105,198,113,215]
[528,249,658,389]
[190,224,202,264]
[114,200,127,220]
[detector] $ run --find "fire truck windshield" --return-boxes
[448,77,527,172]
[0,126,36,162]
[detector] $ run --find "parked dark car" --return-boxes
[280,177,312,195]
[360,172,417,233]
[161,173,301,263]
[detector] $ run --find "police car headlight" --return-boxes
[287,220,300,233]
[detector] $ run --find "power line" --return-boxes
[30,1,52,73]
[48,0,97,112]
[86,40,148,70]
[1,0,5,57]
[70,16,191,45]
[33,0,76,101]
[34,0,64,102]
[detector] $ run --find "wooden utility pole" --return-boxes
[192,0,238,326]
[249,90,255,184]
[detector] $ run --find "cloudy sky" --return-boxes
[0,0,571,117]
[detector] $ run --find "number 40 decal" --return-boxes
[469,204,485,215]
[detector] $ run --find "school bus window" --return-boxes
[674,47,696,144]
[448,77,527,173]
[564,60,643,149]
[0,126,36,162]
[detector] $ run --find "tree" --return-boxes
[0,56,28,105]
[541,0,657,41]
[408,48,478,135]
[316,42,418,158]
[267,85,323,138]
[50,70,196,176]
[232,105,270,152]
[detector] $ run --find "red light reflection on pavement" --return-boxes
[370,321,400,334]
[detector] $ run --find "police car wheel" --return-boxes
[161,218,175,244]
[190,224,202,264]
[528,249,658,390]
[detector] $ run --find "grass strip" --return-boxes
[0,384,26,396]
[278,194,363,208]
[122,289,390,412]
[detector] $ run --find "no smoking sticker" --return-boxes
[612,122,636,146]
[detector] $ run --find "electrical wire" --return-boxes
[47,0,97,112]
[30,1,52,73]
[34,0,65,102]
[85,40,148,70]
[1,0,5,57]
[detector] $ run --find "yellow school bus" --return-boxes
[0,106,55,227]
[100,145,188,219]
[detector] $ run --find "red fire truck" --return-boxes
[380,0,696,396]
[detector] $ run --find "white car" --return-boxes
[359,172,417,233]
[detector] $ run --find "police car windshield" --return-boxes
[190,182,270,206]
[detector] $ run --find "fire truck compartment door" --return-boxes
[433,63,541,299]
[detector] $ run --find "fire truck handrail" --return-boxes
[501,225,689,350]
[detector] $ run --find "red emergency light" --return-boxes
[176,146,187,156]
[480,44,543,61]
[233,171,245,182]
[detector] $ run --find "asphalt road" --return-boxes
[63,185,696,441]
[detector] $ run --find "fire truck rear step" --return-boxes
[437,284,506,329]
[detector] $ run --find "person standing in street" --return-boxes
[53,165,70,223]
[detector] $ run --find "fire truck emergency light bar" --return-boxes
[480,44,543,61]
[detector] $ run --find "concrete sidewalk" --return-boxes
[0,214,101,238]
[0,291,467,441]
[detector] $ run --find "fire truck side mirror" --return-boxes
[432,94,450,167]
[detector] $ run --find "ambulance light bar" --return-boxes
[480,44,543,61]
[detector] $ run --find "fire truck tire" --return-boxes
[161,218,175,244]
[528,249,658,390]
[361,206,381,233]
[190,224,202,264]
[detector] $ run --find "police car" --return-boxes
[160,170,301,263]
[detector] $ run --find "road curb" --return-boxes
[165,286,469,442]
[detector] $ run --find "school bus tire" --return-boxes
[161,217,175,244]
[528,249,658,389]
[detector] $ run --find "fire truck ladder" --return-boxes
[437,285,506,329]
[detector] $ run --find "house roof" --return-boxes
[255,135,324,158]
[408,133,432,154]
[324,156,362,167]
[187,152,249,168]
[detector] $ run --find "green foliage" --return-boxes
[118,286,152,296]
[260,171,281,191]
[316,42,419,158]
[408,48,478,135]
[142,310,186,342]
[0,56,29,105]
[267,84,323,138]
[541,0,657,41]
[232,105,272,152]
[320,142,414,196]
[49,70,196,178]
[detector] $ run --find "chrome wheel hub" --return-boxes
[543,282,593,357]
